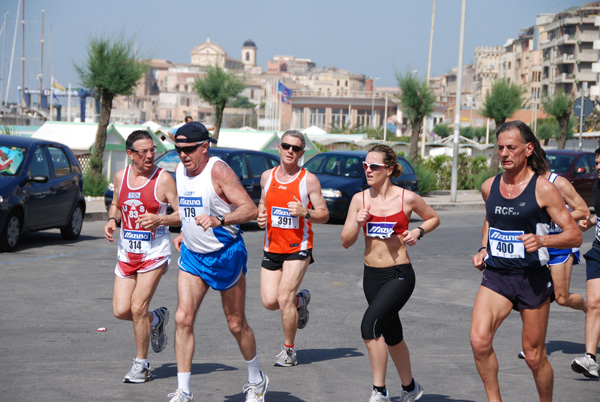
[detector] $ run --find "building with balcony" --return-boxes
[540,3,600,97]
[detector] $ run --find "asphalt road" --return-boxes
[0,210,597,402]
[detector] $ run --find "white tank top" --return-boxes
[176,157,240,254]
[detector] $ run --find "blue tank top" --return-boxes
[484,173,550,272]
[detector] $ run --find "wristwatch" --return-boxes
[216,214,225,226]
[304,210,311,219]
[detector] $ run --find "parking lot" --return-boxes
[0,210,598,401]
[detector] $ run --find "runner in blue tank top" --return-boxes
[471,121,582,402]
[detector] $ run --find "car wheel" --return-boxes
[0,210,22,252]
[60,203,84,240]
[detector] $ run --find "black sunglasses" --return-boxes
[175,142,205,154]
[281,142,303,152]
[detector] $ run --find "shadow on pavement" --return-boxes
[152,362,237,380]
[224,391,305,401]
[393,395,476,402]
[296,347,363,364]
[546,339,584,356]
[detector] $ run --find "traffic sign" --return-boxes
[573,96,594,118]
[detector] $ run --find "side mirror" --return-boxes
[575,167,586,174]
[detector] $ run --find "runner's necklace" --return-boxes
[506,175,530,197]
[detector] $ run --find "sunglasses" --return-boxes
[280,143,303,152]
[362,161,389,171]
[130,146,157,156]
[175,142,205,154]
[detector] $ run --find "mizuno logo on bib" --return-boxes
[366,222,396,239]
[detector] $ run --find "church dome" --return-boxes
[243,39,256,48]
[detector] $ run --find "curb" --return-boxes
[86,212,107,222]
[429,203,485,211]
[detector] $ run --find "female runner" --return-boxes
[341,145,440,402]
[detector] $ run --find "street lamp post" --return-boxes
[371,77,380,129]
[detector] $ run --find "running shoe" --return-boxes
[243,371,269,402]
[297,289,311,329]
[369,389,390,402]
[167,388,194,402]
[571,354,599,378]
[123,358,152,383]
[517,350,525,359]
[151,307,169,353]
[400,380,424,402]
[274,347,298,367]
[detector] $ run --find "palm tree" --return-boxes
[193,65,246,141]
[480,79,524,173]
[74,34,148,177]
[396,71,435,162]
[542,90,574,149]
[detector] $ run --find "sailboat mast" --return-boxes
[21,0,24,108]
[39,8,43,108]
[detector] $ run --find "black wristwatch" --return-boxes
[417,227,425,239]
[304,210,311,219]
[216,214,225,227]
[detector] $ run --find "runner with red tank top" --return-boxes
[116,164,171,277]
[104,131,180,385]
[258,130,329,368]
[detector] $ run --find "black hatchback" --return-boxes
[303,150,418,221]
[0,135,86,251]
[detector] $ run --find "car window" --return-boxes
[246,154,270,179]
[229,155,248,179]
[0,144,26,176]
[48,146,72,177]
[304,155,327,174]
[267,156,279,169]
[574,155,591,174]
[585,154,597,173]
[397,157,414,176]
[29,147,51,177]
[546,153,574,174]
[341,157,363,178]
[155,150,181,173]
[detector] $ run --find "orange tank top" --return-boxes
[263,167,313,253]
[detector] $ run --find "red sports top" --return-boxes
[362,189,409,238]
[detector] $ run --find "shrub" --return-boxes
[83,170,108,197]
[413,163,437,194]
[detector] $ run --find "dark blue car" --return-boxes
[303,150,418,221]
[0,134,86,251]
[104,147,280,211]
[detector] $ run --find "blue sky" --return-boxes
[0,0,590,102]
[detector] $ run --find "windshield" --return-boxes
[304,155,364,178]
[155,149,227,173]
[546,153,574,174]
[0,145,27,176]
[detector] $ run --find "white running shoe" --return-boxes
[369,389,390,402]
[167,388,194,402]
[400,380,424,402]
[151,307,169,353]
[571,354,599,378]
[243,371,269,402]
[297,289,311,329]
[274,347,298,367]
[123,359,152,383]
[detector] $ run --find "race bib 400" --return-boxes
[488,227,525,259]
